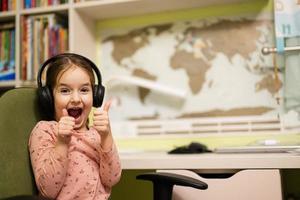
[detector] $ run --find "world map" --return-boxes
[99,16,281,121]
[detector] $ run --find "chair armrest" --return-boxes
[136,172,208,189]
[137,172,208,200]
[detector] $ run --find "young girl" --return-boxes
[29,53,122,200]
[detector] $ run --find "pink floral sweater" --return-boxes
[28,121,122,200]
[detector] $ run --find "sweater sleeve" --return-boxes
[99,142,122,188]
[28,121,69,199]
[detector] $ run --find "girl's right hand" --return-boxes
[57,109,75,142]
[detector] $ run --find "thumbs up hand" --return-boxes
[93,100,112,139]
[58,108,75,142]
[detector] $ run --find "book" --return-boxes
[0,22,15,81]
[21,13,68,81]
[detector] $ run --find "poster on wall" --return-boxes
[99,14,283,123]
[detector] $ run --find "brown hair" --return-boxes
[46,54,95,91]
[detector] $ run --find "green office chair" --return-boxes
[0,88,50,200]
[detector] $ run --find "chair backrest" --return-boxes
[0,88,42,198]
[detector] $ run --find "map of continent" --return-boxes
[100,16,280,121]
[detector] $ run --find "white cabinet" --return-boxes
[159,169,283,200]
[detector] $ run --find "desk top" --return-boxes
[120,152,300,172]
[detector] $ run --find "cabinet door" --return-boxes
[158,169,283,200]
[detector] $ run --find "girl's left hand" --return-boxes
[93,100,112,138]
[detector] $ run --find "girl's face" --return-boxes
[53,66,93,131]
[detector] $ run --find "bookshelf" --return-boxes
[0,0,250,89]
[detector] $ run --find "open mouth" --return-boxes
[67,108,82,119]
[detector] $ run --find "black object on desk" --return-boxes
[168,142,212,154]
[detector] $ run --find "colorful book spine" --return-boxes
[21,14,68,81]
[0,22,15,81]
[0,0,16,12]
[23,0,68,8]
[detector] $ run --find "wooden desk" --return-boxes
[120,152,300,172]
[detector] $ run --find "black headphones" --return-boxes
[37,53,105,119]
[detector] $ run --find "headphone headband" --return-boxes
[37,53,102,88]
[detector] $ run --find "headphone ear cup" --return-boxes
[37,86,54,119]
[93,85,105,107]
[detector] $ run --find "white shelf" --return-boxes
[18,80,36,87]
[20,4,69,15]
[0,10,16,17]
[0,80,16,87]
[73,0,250,20]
